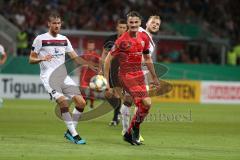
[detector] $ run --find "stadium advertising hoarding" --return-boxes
[0,74,48,99]
[154,80,201,103]
[1,74,240,104]
[201,81,240,104]
[0,74,104,99]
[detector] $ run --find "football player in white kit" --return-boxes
[0,44,7,106]
[0,44,7,65]
[120,15,161,142]
[29,13,94,144]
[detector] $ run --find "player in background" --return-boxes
[120,15,161,141]
[80,40,100,109]
[0,44,7,104]
[100,19,128,126]
[104,11,160,145]
[29,12,95,144]
[0,44,7,65]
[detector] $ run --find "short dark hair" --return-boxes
[48,12,61,22]
[126,11,142,19]
[87,40,95,44]
[117,19,127,25]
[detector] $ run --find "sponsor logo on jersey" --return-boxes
[119,41,131,51]
[54,48,59,54]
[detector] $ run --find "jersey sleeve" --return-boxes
[32,36,42,54]
[108,43,119,57]
[0,45,5,55]
[142,33,150,54]
[109,38,122,57]
[66,38,74,53]
[108,36,122,56]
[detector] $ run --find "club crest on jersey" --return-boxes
[141,41,145,47]
[119,41,131,51]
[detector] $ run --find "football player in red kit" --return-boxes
[104,11,160,145]
[80,40,100,108]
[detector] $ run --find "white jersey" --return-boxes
[32,32,73,79]
[32,32,77,99]
[139,27,155,55]
[138,27,156,88]
[0,44,5,55]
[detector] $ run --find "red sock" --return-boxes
[90,89,94,106]
[81,91,87,101]
[127,101,149,133]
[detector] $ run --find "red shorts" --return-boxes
[119,71,148,100]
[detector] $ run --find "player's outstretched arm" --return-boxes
[104,53,114,97]
[143,54,160,86]
[68,51,98,71]
[29,51,52,64]
[98,48,108,75]
[104,53,113,89]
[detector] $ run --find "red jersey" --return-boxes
[80,50,100,73]
[109,31,150,74]
[80,51,100,87]
[81,51,100,66]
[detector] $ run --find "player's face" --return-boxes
[116,24,128,36]
[48,18,62,35]
[146,18,161,34]
[127,16,141,32]
[87,42,95,51]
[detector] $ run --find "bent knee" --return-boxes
[56,96,68,107]
[123,95,133,107]
[142,97,151,107]
[72,95,86,107]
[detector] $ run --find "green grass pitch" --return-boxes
[0,99,240,160]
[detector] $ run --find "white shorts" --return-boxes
[41,76,80,100]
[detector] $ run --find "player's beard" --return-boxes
[130,26,139,32]
[50,28,60,37]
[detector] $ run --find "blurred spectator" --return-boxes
[179,50,191,64]
[232,43,240,65]
[191,56,200,64]
[17,29,29,56]
[168,49,180,62]
[1,0,239,41]
[227,49,237,66]
[1,0,239,64]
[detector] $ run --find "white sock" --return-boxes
[62,112,78,137]
[72,108,82,129]
[120,104,130,134]
[134,106,138,114]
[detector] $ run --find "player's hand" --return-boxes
[98,69,103,75]
[105,87,113,98]
[152,77,160,89]
[88,62,98,72]
[42,54,52,61]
